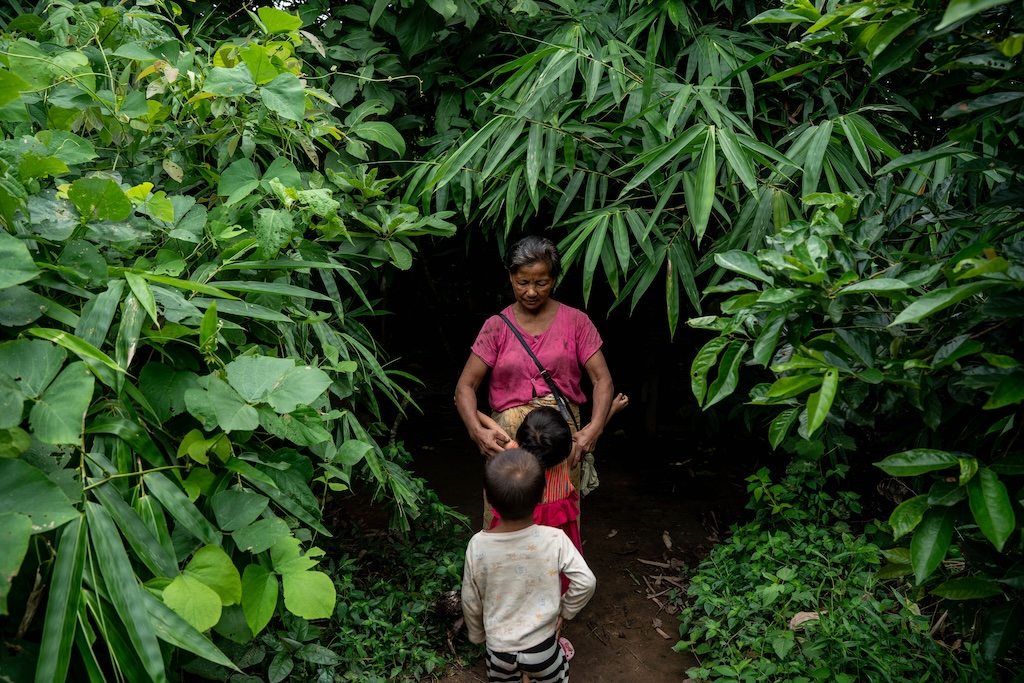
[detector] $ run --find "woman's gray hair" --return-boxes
[505,235,562,279]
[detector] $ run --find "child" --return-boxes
[462,449,597,683]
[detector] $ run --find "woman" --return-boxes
[455,235,614,528]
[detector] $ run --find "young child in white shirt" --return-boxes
[461,448,597,683]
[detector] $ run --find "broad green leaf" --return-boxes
[752,311,785,367]
[354,121,406,156]
[270,536,321,575]
[0,285,49,327]
[254,208,295,259]
[204,65,256,96]
[911,507,953,584]
[211,490,269,532]
[34,515,86,683]
[57,240,107,284]
[37,131,96,165]
[139,591,238,670]
[241,564,278,636]
[257,6,303,33]
[234,518,290,554]
[184,545,241,606]
[0,512,32,614]
[875,449,960,476]
[714,251,773,284]
[0,426,31,458]
[282,571,336,620]
[259,406,332,446]
[0,69,31,107]
[218,158,260,205]
[984,371,1024,409]
[967,468,1016,552]
[765,374,822,400]
[937,0,1006,30]
[932,577,1003,600]
[0,339,65,398]
[891,282,995,326]
[0,374,25,429]
[768,408,799,450]
[889,495,929,540]
[185,376,259,433]
[144,472,222,546]
[705,341,748,409]
[261,73,305,121]
[163,574,222,633]
[86,502,168,683]
[68,177,132,221]
[980,601,1024,665]
[29,362,94,445]
[805,367,837,434]
[690,337,729,404]
[225,356,332,414]
[0,231,40,287]
[139,364,201,424]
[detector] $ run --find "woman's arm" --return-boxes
[571,350,613,463]
[455,353,510,456]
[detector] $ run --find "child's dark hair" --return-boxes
[516,406,571,469]
[484,449,545,521]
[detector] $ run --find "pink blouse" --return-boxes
[470,303,603,412]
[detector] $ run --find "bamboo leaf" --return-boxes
[139,591,238,670]
[27,328,124,376]
[35,515,86,683]
[937,0,1006,30]
[144,472,222,546]
[618,124,704,196]
[688,126,717,245]
[717,126,757,192]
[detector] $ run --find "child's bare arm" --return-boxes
[606,392,629,420]
[476,412,516,450]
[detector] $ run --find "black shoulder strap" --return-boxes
[498,313,579,430]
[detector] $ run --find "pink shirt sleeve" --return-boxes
[470,304,603,412]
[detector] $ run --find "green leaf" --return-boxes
[125,272,159,325]
[688,126,717,245]
[0,339,65,398]
[0,426,31,459]
[937,0,1006,30]
[752,312,785,367]
[768,408,799,450]
[690,337,729,405]
[211,490,269,532]
[163,574,222,633]
[714,250,773,284]
[138,274,238,300]
[891,282,995,326]
[0,69,31,107]
[0,512,32,614]
[139,591,238,670]
[837,278,909,294]
[200,301,218,355]
[254,208,295,259]
[984,371,1024,409]
[805,367,838,434]
[27,328,124,376]
[144,472,222,546]
[218,159,261,205]
[257,6,303,33]
[234,517,290,554]
[261,73,306,121]
[766,374,822,400]
[90,483,177,578]
[37,131,97,165]
[139,364,201,424]
[0,231,40,287]
[241,564,278,636]
[0,285,49,327]
[204,65,256,96]
[68,177,132,221]
[967,468,1016,552]
[281,571,336,620]
[29,362,94,445]
[889,494,929,540]
[979,601,1024,665]
[225,357,332,414]
[911,507,953,584]
[270,536,321,574]
[185,376,259,433]
[85,502,168,683]
[704,341,748,409]
[35,515,86,683]
[932,577,1003,600]
[875,449,960,476]
[717,126,757,192]
[184,546,241,606]
[354,121,406,156]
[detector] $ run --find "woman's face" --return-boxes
[510,261,554,312]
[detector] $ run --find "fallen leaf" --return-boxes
[662,530,673,550]
[788,610,826,630]
[607,529,618,539]
[652,618,662,628]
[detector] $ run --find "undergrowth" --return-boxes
[674,462,975,682]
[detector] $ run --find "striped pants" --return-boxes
[485,635,568,682]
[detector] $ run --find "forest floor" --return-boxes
[402,399,752,683]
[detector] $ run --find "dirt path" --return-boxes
[404,402,748,683]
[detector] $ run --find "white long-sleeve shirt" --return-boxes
[461,524,596,652]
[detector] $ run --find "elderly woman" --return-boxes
[455,235,614,528]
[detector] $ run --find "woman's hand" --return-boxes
[570,422,602,465]
[472,424,511,456]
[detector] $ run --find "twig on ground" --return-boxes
[638,558,671,568]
